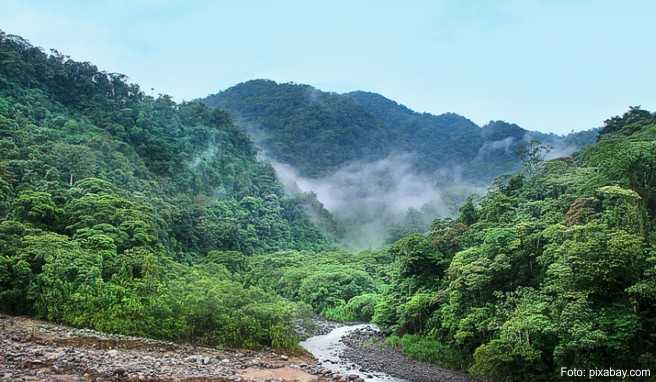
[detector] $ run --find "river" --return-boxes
[300,324,407,382]
[300,323,473,382]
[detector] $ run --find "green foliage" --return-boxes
[323,293,380,322]
[204,81,596,181]
[0,226,302,348]
[0,175,12,218]
[372,109,656,380]
[13,191,61,227]
[457,196,478,226]
[299,269,373,312]
[245,250,394,318]
[391,234,447,280]
[343,293,380,321]
[206,250,247,273]
[0,30,332,349]
[387,334,466,370]
[515,140,552,177]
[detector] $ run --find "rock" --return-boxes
[334,324,474,382]
[185,355,207,364]
[107,349,119,357]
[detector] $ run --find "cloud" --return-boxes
[272,154,476,249]
[544,144,578,160]
[475,136,516,161]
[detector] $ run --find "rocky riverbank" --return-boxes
[0,314,327,382]
[338,327,473,382]
[1,315,474,382]
[294,317,342,341]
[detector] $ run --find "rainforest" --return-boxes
[0,18,655,382]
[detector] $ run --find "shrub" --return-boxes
[322,293,380,322]
[386,334,466,370]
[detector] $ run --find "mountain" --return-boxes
[203,80,390,178]
[0,30,330,349]
[203,80,598,247]
[368,107,656,379]
[2,28,655,382]
[204,79,598,183]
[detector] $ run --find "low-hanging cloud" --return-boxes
[475,133,582,164]
[544,144,578,160]
[273,153,474,249]
[475,136,516,161]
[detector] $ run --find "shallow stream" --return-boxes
[300,324,407,382]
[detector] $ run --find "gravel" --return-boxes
[0,314,323,381]
[338,327,474,382]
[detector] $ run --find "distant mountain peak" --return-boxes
[202,80,597,181]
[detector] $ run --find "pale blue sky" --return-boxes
[1,0,654,133]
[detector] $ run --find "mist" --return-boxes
[544,144,579,160]
[272,154,479,249]
[476,133,583,164]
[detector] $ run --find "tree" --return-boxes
[515,140,552,177]
[458,196,478,226]
[0,175,12,218]
[391,234,447,280]
[206,250,247,273]
[13,191,60,228]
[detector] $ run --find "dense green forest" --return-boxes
[204,79,598,181]
[1,29,655,382]
[329,107,654,380]
[204,80,599,249]
[0,30,332,348]
[234,108,656,380]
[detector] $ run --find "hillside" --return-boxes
[362,107,656,379]
[0,30,331,349]
[203,80,390,178]
[1,28,654,382]
[204,80,598,247]
[204,80,598,182]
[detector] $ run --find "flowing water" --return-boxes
[300,324,407,382]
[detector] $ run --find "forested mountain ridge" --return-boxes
[203,80,391,178]
[364,106,656,379]
[0,32,332,255]
[204,80,599,248]
[0,30,331,348]
[2,28,653,382]
[204,79,598,182]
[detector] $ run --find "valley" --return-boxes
[203,80,598,247]
[1,28,655,382]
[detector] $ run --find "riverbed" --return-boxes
[300,323,473,382]
[300,324,405,382]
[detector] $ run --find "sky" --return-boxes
[1,0,655,134]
